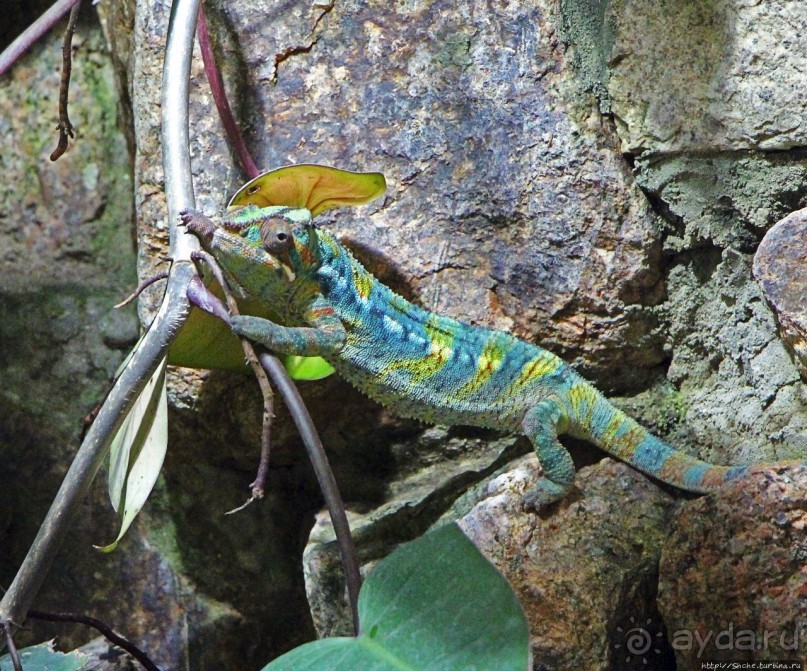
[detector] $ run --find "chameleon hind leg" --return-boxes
[522,397,576,509]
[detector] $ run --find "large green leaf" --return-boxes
[168,279,334,380]
[0,641,86,671]
[262,523,530,671]
[100,358,168,552]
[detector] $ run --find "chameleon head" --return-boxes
[209,204,319,299]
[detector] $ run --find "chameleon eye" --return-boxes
[260,216,294,256]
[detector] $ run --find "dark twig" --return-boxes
[2,621,22,671]
[114,272,170,309]
[197,5,259,179]
[259,352,362,633]
[28,610,161,671]
[0,0,81,79]
[191,250,275,511]
[50,1,81,161]
[185,266,362,633]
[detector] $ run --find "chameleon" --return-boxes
[180,204,805,508]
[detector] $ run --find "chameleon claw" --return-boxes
[179,208,217,244]
[521,479,570,512]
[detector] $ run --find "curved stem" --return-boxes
[0,0,201,634]
[258,353,362,633]
[0,0,81,79]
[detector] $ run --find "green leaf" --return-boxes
[1,641,87,671]
[282,355,335,381]
[262,523,530,671]
[167,279,334,379]
[229,164,387,216]
[100,358,168,552]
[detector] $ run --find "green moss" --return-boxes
[656,389,689,432]
[435,32,472,69]
[557,0,614,112]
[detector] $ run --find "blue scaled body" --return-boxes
[182,204,804,506]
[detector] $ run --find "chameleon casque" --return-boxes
[181,196,804,508]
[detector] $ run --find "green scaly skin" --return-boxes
[181,205,805,507]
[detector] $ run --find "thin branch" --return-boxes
[28,610,161,671]
[2,622,22,671]
[185,266,362,634]
[191,250,274,509]
[259,352,362,633]
[0,0,202,632]
[197,4,259,179]
[114,272,170,309]
[50,1,81,161]
[0,0,82,79]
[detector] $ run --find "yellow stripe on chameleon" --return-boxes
[599,411,626,446]
[568,383,598,427]
[506,351,561,395]
[382,317,455,383]
[351,263,374,300]
[454,334,508,398]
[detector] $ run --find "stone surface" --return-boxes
[659,465,807,667]
[754,208,807,376]
[457,458,678,671]
[303,457,678,669]
[605,0,807,155]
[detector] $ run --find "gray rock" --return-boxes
[606,0,807,154]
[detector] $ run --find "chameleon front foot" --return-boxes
[179,208,217,245]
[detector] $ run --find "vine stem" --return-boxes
[0,0,82,78]
[0,0,202,638]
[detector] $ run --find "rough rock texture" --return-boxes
[606,0,807,155]
[305,457,678,670]
[3,0,807,668]
[754,208,807,376]
[659,465,807,667]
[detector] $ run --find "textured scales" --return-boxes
[182,205,806,507]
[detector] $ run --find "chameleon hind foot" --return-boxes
[522,477,573,511]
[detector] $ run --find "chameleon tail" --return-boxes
[570,384,797,493]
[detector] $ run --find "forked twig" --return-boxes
[185,260,362,634]
[191,250,274,511]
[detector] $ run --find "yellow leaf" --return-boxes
[229,164,386,216]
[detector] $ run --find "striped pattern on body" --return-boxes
[201,205,805,501]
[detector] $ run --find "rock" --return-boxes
[754,208,807,377]
[304,457,679,670]
[456,458,677,671]
[605,0,807,155]
[659,464,807,667]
